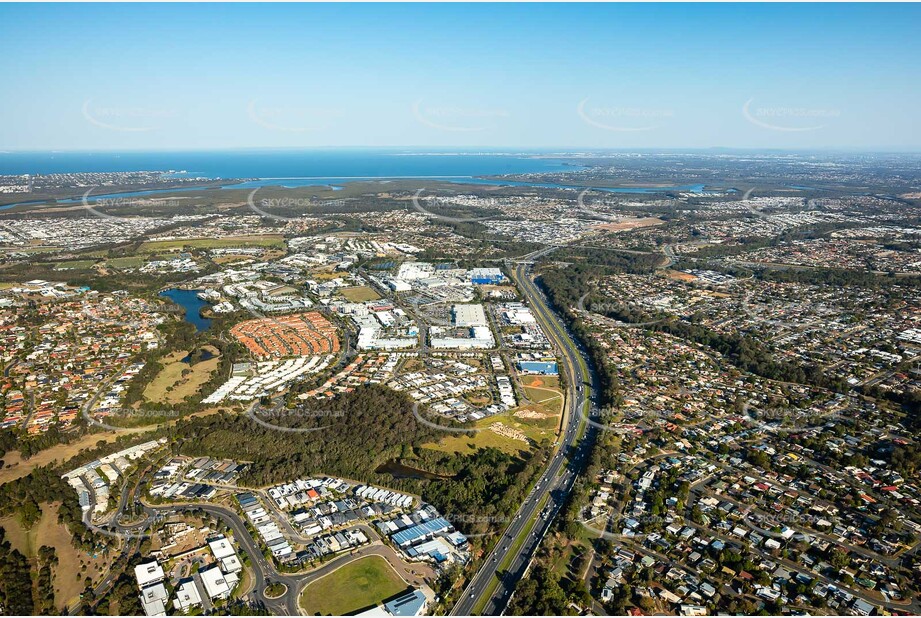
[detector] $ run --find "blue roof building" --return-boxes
[469,267,505,285]
[391,517,451,547]
[517,361,558,375]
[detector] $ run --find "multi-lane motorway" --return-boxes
[451,251,599,616]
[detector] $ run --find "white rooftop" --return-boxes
[172,580,202,612]
[134,561,165,588]
[199,565,236,600]
[139,583,168,617]
[208,536,237,560]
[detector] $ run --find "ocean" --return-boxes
[0,149,573,179]
[0,150,706,206]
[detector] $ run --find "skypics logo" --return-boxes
[247,187,307,222]
[81,187,186,221]
[246,401,345,434]
[742,98,841,132]
[584,300,670,329]
[576,188,618,222]
[411,99,510,133]
[740,287,828,331]
[247,100,344,133]
[84,508,164,542]
[579,514,661,542]
[577,98,674,132]
[246,186,352,222]
[739,398,845,436]
[410,402,486,436]
[738,187,769,220]
[410,189,494,224]
[82,99,177,133]
[81,407,184,432]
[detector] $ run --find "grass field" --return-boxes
[212,255,257,265]
[339,285,380,302]
[0,428,154,485]
[522,375,560,390]
[105,255,148,268]
[310,270,346,281]
[52,259,98,270]
[422,426,529,456]
[142,347,221,405]
[522,385,563,405]
[422,381,562,456]
[299,555,408,616]
[0,502,109,610]
[0,407,229,486]
[137,235,284,253]
[0,246,61,255]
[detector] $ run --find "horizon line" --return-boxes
[3,146,921,155]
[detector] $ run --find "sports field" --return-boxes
[299,555,408,615]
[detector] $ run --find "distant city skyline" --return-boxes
[1,3,919,151]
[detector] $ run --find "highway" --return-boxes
[451,249,598,616]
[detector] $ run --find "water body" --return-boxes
[375,461,454,481]
[0,149,573,179]
[180,348,216,364]
[0,150,709,209]
[0,177,707,210]
[159,288,212,332]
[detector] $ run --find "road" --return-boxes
[89,463,299,616]
[451,248,599,615]
[96,464,438,617]
[143,501,302,615]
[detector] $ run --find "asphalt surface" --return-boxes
[99,495,300,615]
[96,469,438,617]
[451,252,598,616]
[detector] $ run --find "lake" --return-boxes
[159,289,212,332]
[375,461,454,481]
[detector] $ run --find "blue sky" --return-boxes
[0,3,919,151]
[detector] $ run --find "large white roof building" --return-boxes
[452,304,487,327]
[134,561,165,588]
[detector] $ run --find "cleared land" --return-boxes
[593,216,664,231]
[142,346,221,405]
[664,269,698,282]
[52,259,98,270]
[0,407,227,485]
[339,286,381,302]
[137,235,284,253]
[423,383,562,456]
[299,555,408,615]
[523,375,559,390]
[423,426,530,456]
[0,502,108,610]
[105,255,148,268]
